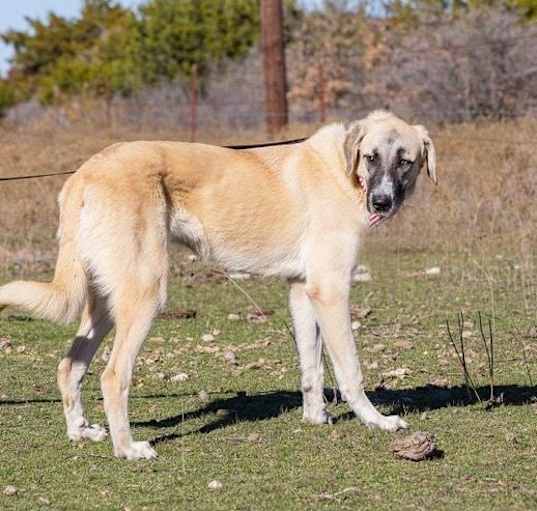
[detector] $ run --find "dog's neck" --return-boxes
[307,123,365,202]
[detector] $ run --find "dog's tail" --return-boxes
[0,175,87,324]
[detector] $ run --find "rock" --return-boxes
[201,334,215,343]
[227,313,241,321]
[0,337,13,352]
[3,485,17,496]
[228,271,251,280]
[208,480,223,490]
[352,266,372,282]
[16,345,26,354]
[390,431,439,461]
[101,346,111,362]
[198,390,210,402]
[351,320,361,331]
[170,372,189,383]
[223,351,237,365]
[425,266,441,275]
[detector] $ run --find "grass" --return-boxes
[1,116,537,509]
[1,246,537,510]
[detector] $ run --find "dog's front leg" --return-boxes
[305,268,407,432]
[289,281,330,424]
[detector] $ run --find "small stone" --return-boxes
[208,480,223,490]
[101,346,111,362]
[223,351,237,365]
[425,266,441,275]
[3,485,17,496]
[212,329,221,337]
[227,313,241,321]
[352,268,372,282]
[215,409,229,417]
[201,334,215,343]
[198,390,210,402]
[0,337,12,352]
[247,433,261,443]
[351,320,361,331]
[228,271,251,280]
[170,372,189,383]
[15,345,26,353]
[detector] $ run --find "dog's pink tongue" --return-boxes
[368,213,382,228]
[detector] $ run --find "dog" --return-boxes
[0,110,436,459]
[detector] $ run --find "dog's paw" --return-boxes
[303,408,333,425]
[115,441,158,461]
[68,422,108,442]
[367,414,408,432]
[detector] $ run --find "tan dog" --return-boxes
[0,110,436,459]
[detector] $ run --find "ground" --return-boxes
[1,244,536,511]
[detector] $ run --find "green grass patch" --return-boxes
[1,248,537,510]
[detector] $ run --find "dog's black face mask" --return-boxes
[344,115,437,228]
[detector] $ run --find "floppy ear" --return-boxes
[343,121,365,176]
[414,125,437,185]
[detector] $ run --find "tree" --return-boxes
[2,0,142,105]
[138,0,260,86]
[0,80,16,117]
[287,0,365,121]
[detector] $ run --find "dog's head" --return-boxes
[344,111,437,228]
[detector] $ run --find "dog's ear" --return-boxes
[343,121,365,176]
[414,125,437,185]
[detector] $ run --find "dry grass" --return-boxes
[1,115,536,269]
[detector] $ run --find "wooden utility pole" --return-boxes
[261,0,288,135]
[190,64,198,142]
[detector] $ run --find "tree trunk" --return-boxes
[261,0,289,135]
[190,64,198,142]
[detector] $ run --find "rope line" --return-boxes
[0,137,307,182]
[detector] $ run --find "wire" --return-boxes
[0,137,307,182]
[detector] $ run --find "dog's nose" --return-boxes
[371,193,392,213]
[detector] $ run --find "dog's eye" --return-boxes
[365,154,376,163]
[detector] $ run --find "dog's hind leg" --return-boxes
[57,287,112,442]
[289,281,329,424]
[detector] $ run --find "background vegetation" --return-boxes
[1,0,536,125]
[1,1,537,510]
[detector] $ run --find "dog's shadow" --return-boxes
[131,383,537,446]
